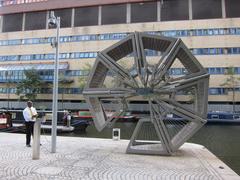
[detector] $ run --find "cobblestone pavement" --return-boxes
[0,133,239,180]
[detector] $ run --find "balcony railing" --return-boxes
[0,0,47,7]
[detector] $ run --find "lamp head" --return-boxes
[48,11,57,28]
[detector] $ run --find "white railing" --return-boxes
[0,0,47,7]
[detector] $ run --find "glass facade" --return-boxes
[0,86,233,95]
[1,47,240,62]
[1,1,240,32]
[0,67,239,83]
[1,28,239,46]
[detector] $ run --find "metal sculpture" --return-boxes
[83,32,209,155]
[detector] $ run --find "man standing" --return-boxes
[23,101,38,147]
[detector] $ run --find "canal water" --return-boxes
[59,123,240,175]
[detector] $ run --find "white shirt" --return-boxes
[67,114,71,121]
[23,107,37,122]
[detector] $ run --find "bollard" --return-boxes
[112,128,120,141]
[67,114,71,127]
[32,118,41,160]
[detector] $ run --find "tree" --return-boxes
[5,71,13,110]
[16,69,44,101]
[58,72,74,110]
[78,63,92,89]
[220,67,240,113]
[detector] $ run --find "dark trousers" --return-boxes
[25,121,34,145]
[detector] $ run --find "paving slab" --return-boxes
[0,133,239,180]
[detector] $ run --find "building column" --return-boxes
[98,6,102,25]
[126,3,131,23]
[71,8,75,27]
[22,13,26,31]
[157,1,161,21]
[46,11,49,29]
[188,0,193,20]
[0,16,3,33]
[222,0,226,18]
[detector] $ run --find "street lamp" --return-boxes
[48,11,60,153]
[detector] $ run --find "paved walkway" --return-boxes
[0,133,239,180]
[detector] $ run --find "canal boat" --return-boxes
[207,111,240,124]
[0,110,90,132]
[75,110,139,122]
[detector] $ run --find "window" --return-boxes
[25,11,46,30]
[75,6,98,27]
[131,2,157,23]
[8,39,21,45]
[192,0,222,20]
[209,88,226,95]
[170,68,183,75]
[161,0,189,21]
[2,13,23,32]
[54,8,72,28]
[102,4,126,25]
[228,48,240,54]
[225,0,240,18]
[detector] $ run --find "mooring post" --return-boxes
[32,118,41,160]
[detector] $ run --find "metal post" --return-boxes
[51,16,60,153]
[32,119,41,160]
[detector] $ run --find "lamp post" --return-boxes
[48,11,60,153]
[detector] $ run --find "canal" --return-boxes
[59,123,240,175]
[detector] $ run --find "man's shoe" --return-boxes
[26,144,31,147]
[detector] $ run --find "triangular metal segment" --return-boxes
[126,119,171,155]
[133,32,148,87]
[153,68,209,118]
[139,32,177,53]
[84,96,107,131]
[85,56,108,88]
[101,33,135,61]
[150,102,173,153]
[157,99,206,151]
[152,39,207,86]
[152,39,182,85]
[98,53,138,89]
[151,99,189,144]
[176,40,207,74]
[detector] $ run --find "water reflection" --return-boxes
[189,125,240,175]
[59,123,240,175]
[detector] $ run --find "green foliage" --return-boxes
[220,67,240,88]
[78,63,92,88]
[220,66,240,112]
[16,69,44,101]
[58,72,74,109]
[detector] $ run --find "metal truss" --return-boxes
[83,32,209,155]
